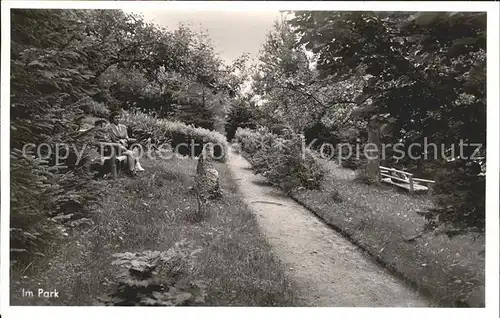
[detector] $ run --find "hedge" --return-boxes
[123,110,229,162]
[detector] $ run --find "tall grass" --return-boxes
[10,156,296,306]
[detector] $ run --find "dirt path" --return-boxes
[226,148,430,307]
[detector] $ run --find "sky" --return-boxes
[125,9,285,65]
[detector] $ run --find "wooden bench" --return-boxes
[379,166,435,194]
[91,142,128,179]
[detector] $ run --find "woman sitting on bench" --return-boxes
[106,110,145,173]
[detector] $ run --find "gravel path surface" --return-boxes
[227,147,431,307]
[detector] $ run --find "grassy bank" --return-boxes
[10,155,296,306]
[289,160,485,307]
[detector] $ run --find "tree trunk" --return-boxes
[366,117,381,182]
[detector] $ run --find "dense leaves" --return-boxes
[96,22,247,131]
[10,10,108,265]
[225,97,261,141]
[10,9,237,265]
[426,160,485,234]
[289,11,486,152]
[122,110,229,160]
[235,127,325,192]
[232,12,487,235]
[250,21,366,135]
[98,240,207,306]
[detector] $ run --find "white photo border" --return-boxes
[1,1,498,318]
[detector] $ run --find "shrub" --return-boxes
[97,240,207,306]
[340,149,367,170]
[10,144,102,266]
[234,127,265,155]
[334,128,367,170]
[225,101,259,141]
[425,160,485,236]
[354,164,378,185]
[10,151,65,265]
[84,100,110,118]
[10,9,106,265]
[303,121,339,154]
[235,127,325,192]
[122,110,229,161]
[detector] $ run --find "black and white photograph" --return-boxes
[1,1,498,317]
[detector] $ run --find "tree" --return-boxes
[225,97,261,141]
[9,9,243,264]
[96,21,246,131]
[11,9,106,264]
[252,18,369,154]
[290,11,486,157]
[289,11,486,234]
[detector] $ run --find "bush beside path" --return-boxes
[234,127,485,308]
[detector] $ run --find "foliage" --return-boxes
[10,9,109,264]
[426,160,485,236]
[288,11,486,233]
[95,20,247,130]
[10,8,235,265]
[225,97,261,141]
[98,240,207,306]
[289,11,485,153]
[250,20,365,134]
[10,151,65,264]
[250,21,317,132]
[123,110,229,161]
[236,127,270,158]
[172,82,219,131]
[84,100,110,119]
[333,127,367,170]
[235,127,325,192]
